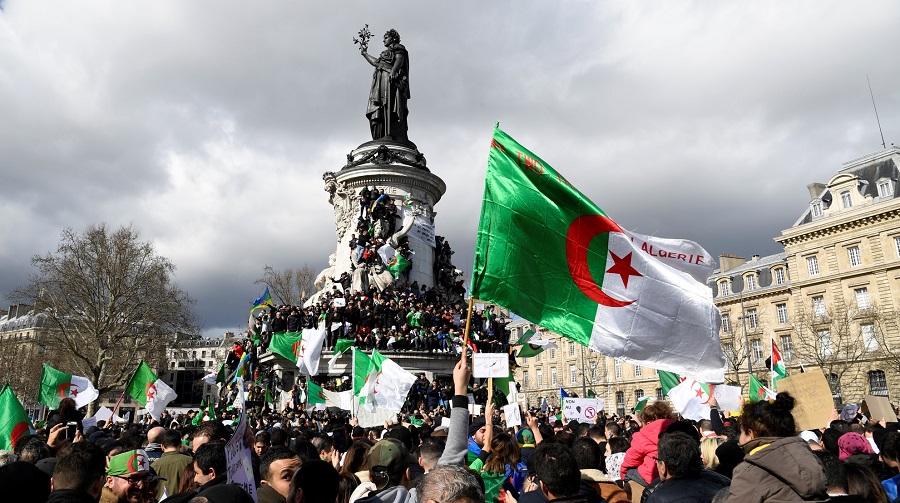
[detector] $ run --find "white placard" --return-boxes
[225,386,257,502]
[468,404,483,416]
[333,297,346,307]
[475,303,485,311]
[81,417,97,430]
[473,353,509,378]
[563,397,603,423]
[503,404,522,427]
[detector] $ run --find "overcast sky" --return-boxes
[2,1,899,338]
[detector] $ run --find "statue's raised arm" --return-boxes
[355,27,411,144]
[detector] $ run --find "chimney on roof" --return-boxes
[718,254,746,273]
[752,255,760,261]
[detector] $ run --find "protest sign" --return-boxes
[81,417,97,430]
[775,369,833,431]
[333,297,346,307]
[225,381,257,501]
[862,395,897,423]
[503,404,522,427]
[563,397,603,423]
[473,353,509,378]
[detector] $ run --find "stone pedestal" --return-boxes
[313,140,446,298]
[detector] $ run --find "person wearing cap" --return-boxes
[103,449,152,503]
[349,438,412,502]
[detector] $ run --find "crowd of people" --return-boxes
[7,358,900,503]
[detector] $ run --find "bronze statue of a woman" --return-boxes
[359,29,411,144]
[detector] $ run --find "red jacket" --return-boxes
[619,418,675,483]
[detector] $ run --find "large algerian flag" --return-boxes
[125,361,176,422]
[0,385,34,451]
[357,349,386,406]
[297,324,328,376]
[306,381,326,410]
[371,357,416,411]
[471,127,726,383]
[38,364,100,409]
[270,331,303,363]
[771,340,787,389]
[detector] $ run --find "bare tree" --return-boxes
[790,302,868,400]
[10,224,198,409]
[255,264,316,306]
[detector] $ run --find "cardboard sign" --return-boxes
[774,369,834,431]
[503,404,522,427]
[862,395,897,423]
[563,397,603,423]
[225,381,257,501]
[473,353,509,378]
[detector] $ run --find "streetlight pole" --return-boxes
[740,293,754,376]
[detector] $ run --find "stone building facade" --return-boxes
[515,146,900,412]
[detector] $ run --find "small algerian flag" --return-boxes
[328,338,356,373]
[408,414,424,427]
[517,338,557,358]
[0,384,34,451]
[388,254,411,278]
[125,361,176,422]
[587,389,596,398]
[515,329,536,345]
[668,379,713,421]
[771,340,787,389]
[749,374,776,403]
[215,363,226,384]
[270,331,303,363]
[307,381,326,410]
[107,449,151,475]
[38,364,100,409]
[353,348,373,398]
[633,396,651,415]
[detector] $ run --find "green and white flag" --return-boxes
[749,374,776,403]
[658,370,684,396]
[0,385,33,451]
[125,361,176,422]
[514,329,536,345]
[471,127,725,383]
[328,338,356,373]
[306,381,326,411]
[353,348,373,399]
[270,331,303,363]
[516,337,557,359]
[38,364,99,409]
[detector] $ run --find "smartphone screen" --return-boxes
[66,422,78,440]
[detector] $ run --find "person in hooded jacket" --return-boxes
[726,392,828,502]
[620,400,676,486]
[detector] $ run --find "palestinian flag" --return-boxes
[38,364,99,409]
[771,340,787,389]
[125,361,176,422]
[0,385,33,451]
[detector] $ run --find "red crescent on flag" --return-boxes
[57,383,78,398]
[292,341,302,358]
[145,382,158,400]
[127,452,140,473]
[10,422,29,449]
[566,215,635,307]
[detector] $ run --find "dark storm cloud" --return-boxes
[1,1,899,337]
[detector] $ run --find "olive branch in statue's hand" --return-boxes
[353,24,373,52]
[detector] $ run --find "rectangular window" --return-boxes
[550,348,556,359]
[747,308,759,329]
[780,335,794,361]
[807,256,820,276]
[721,314,731,333]
[841,191,852,208]
[569,342,575,356]
[536,351,541,361]
[869,371,888,396]
[634,365,642,377]
[855,288,871,310]
[570,365,577,384]
[862,323,878,352]
[523,371,529,388]
[537,370,543,387]
[878,180,892,198]
[812,296,827,317]
[819,330,833,356]
[848,246,862,267]
[751,339,763,361]
[719,280,730,296]
[615,391,625,416]
[774,268,786,285]
[551,368,557,386]
[614,361,622,379]
[812,201,823,217]
[895,236,900,258]
[723,342,735,364]
[746,275,756,290]
[656,388,664,400]
[777,303,789,324]
[635,389,644,401]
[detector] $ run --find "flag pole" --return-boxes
[111,360,143,426]
[487,377,493,414]
[461,297,475,363]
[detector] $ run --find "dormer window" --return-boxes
[745,274,756,290]
[811,200,823,218]
[877,178,893,199]
[773,267,786,285]
[841,191,852,209]
[718,279,730,296]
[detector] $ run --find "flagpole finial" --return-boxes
[493,122,500,132]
